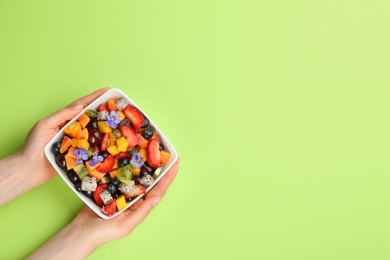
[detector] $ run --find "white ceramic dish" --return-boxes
[44,88,178,219]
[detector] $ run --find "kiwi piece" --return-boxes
[85,109,98,118]
[98,174,112,185]
[75,166,89,180]
[117,165,132,184]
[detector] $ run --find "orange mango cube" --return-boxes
[85,160,101,173]
[76,128,89,139]
[107,98,117,111]
[116,195,127,211]
[64,121,82,138]
[107,145,120,156]
[78,113,91,129]
[98,121,112,133]
[116,136,129,152]
[60,136,72,153]
[65,154,77,170]
[77,138,90,150]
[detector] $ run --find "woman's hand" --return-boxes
[20,88,110,186]
[74,157,180,244]
[0,88,110,207]
[27,158,180,259]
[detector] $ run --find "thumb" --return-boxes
[126,197,161,230]
[45,102,84,128]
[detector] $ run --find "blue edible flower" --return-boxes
[130,152,144,168]
[106,110,121,128]
[89,150,104,166]
[73,148,89,164]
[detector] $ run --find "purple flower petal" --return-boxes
[73,148,88,164]
[90,151,104,166]
[89,159,98,167]
[130,152,144,168]
[106,111,120,128]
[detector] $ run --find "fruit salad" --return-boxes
[50,96,172,217]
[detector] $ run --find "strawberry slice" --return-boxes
[124,184,146,198]
[93,183,108,207]
[100,133,110,151]
[98,155,115,173]
[119,125,138,148]
[123,105,144,129]
[97,103,108,112]
[115,152,132,160]
[102,199,117,217]
[146,138,161,168]
[92,145,99,152]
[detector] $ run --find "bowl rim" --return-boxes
[44,88,178,219]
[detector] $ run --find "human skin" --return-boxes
[0,88,180,258]
[27,158,179,259]
[0,87,110,206]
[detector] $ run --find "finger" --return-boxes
[66,87,111,109]
[128,157,180,211]
[43,88,110,129]
[42,106,84,131]
[123,195,161,230]
[147,158,180,198]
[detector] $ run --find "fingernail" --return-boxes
[152,198,161,207]
[71,102,83,110]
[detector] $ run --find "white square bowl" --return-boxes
[44,88,178,219]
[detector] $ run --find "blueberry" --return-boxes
[74,181,82,192]
[113,190,122,198]
[100,151,109,158]
[51,142,62,154]
[83,190,94,199]
[118,158,130,167]
[159,143,165,151]
[107,183,118,195]
[111,177,120,186]
[67,170,81,184]
[142,128,153,139]
[119,119,132,127]
[55,154,67,169]
[141,117,150,128]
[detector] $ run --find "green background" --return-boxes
[1,0,390,259]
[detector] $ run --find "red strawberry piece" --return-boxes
[146,138,161,168]
[119,125,138,148]
[93,183,108,207]
[92,145,99,152]
[124,184,146,198]
[102,199,117,216]
[115,152,132,160]
[100,133,110,151]
[97,103,108,112]
[123,105,144,129]
[98,155,115,173]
